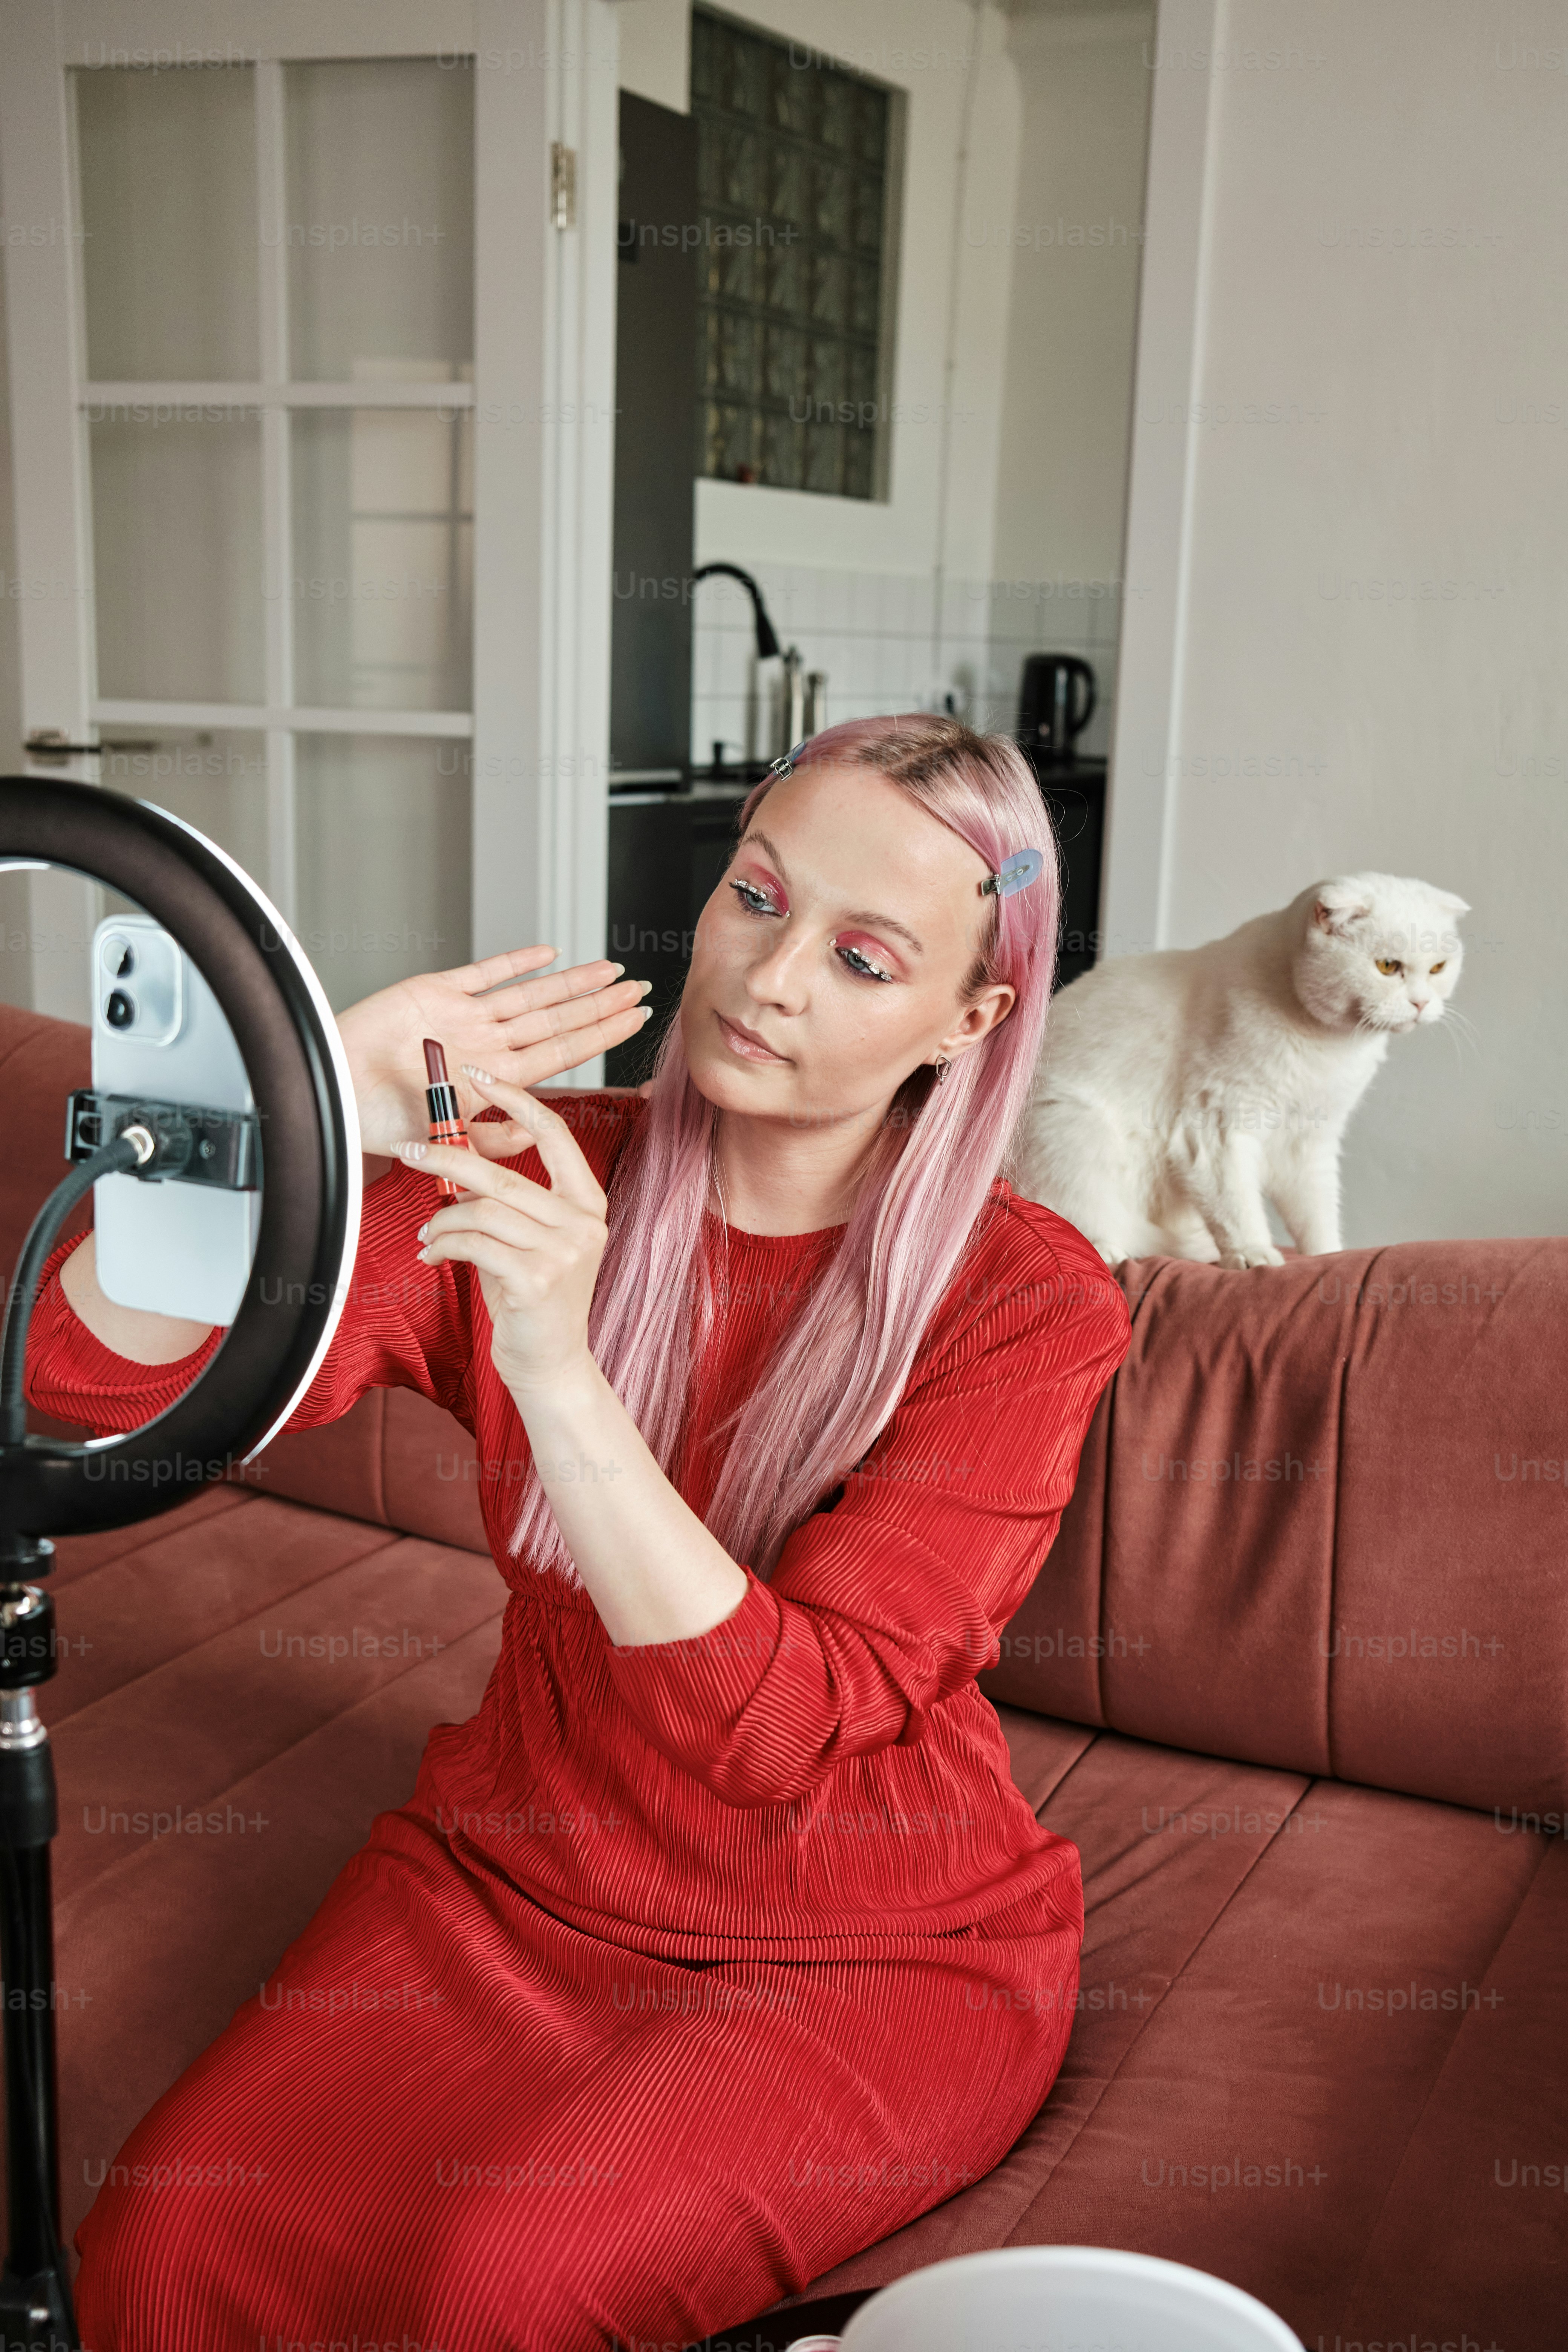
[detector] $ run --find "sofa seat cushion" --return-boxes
[24,1482,1565,2343]
[243,1385,491,1556]
[980,1240,1568,1822]
[17,1482,508,2248]
[767,1701,1564,2350]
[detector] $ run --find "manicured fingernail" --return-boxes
[415,1246,430,1262]
[416,1222,429,1241]
[400,1140,427,1160]
[608,962,625,976]
[460,1063,495,1085]
[637,979,653,996]
[639,1006,652,1021]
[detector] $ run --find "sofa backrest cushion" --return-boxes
[5,1004,1561,1818]
[0,1004,93,1282]
[978,1243,1568,1819]
[247,1387,488,1553]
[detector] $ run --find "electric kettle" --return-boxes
[1018,652,1097,763]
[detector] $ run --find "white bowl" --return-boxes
[838,2245,1305,2352]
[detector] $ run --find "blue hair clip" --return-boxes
[982,847,1045,899]
[768,739,810,779]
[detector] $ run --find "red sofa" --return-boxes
[2,1001,1563,2349]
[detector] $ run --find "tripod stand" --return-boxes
[0,1534,82,2350]
[0,777,361,2346]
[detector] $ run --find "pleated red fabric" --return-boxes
[26,1091,1130,2352]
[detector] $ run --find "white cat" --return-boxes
[1008,873,1469,1268]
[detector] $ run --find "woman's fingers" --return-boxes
[452,948,631,1018]
[435,949,649,1058]
[493,979,651,1058]
[444,943,561,995]
[491,1002,652,1088]
[415,1223,539,1289]
[399,1084,609,1221]
[417,1191,548,1259]
[463,1114,530,1162]
[455,1067,611,1217]
[396,1136,569,1225]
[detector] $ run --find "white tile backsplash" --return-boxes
[690,563,1122,757]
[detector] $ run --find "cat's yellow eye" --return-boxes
[1430,960,1446,974]
[1375,957,1402,975]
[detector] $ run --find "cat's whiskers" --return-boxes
[1439,1005,1482,1065]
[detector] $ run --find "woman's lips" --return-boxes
[716,1011,788,1064]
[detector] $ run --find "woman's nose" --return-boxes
[744,941,809,1009]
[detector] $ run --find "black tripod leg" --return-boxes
[0,1675,79,2350]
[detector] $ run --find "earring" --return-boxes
[934,1055,951,1085]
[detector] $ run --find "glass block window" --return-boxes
[692,8,892,500]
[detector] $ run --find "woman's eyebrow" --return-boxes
[743,830,926,957]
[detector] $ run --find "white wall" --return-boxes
[991,8,1150,583]
[616,0,691,114]
[1141,0,1568,1243]
[984,6,1152,743]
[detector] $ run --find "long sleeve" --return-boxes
[21,1091,645,1445]
[23,1157,476,1440]
[600,1208,1130,1808]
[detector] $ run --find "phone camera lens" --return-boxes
[113,943,135,978]
[105,990,136,1031]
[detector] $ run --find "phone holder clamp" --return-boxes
[64,1089,261,1191]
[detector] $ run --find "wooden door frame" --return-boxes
[0,0,620,1049]
[1101,0,1220,961]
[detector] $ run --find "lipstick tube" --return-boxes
[422,1038,471,1202]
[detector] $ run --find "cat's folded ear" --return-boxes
[1430,889,1471,917]
[1311,879,1373,937]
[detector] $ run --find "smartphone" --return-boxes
[90,913,261,1327]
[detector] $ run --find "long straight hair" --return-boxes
[510,715,1060,1585]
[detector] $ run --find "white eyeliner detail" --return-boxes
[726,876,896,984]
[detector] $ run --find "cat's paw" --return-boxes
[1217,1244,1286,1270]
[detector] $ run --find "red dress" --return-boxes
[26,1090,1130,2352]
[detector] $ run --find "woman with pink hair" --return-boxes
[30,715,1130,2350]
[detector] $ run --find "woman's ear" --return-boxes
[939,983,1016,1061]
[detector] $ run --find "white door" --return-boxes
[0,0,618,1070]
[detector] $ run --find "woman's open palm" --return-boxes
[337,945,653,1156]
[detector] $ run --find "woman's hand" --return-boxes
[406,1072,749,1648]
[337,945,653,1157]
[398,1065,608,1400]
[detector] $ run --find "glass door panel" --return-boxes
[75,63,259,380]
[69,54,476,999]
[90,414,265,702]
[99,728,271,896]
[290,406,473,711]
[285,59,475,381]
[293,734,471,1009]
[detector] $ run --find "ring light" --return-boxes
[0,774,362,2346]
[0,776,362,1537]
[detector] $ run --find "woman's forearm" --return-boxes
[512,1356,750,1648]
[58,1233,215,1366]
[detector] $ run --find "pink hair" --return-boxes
[511,714,1061,1585]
